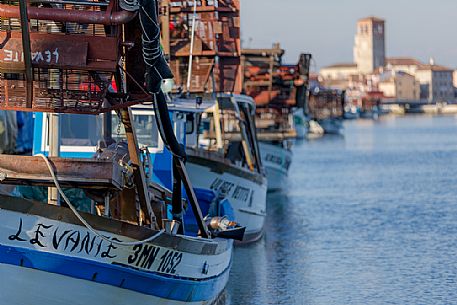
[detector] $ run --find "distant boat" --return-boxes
[293,109,309,139]
[319,118,344,135]
[258,141,293,192]
[360,106,380,120]
[344,105,360,120]
[307,119,325,139]
[308,88,345,135]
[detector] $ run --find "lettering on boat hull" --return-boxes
[0,209,231,279]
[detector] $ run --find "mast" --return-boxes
[47,113,61,206]
[160,0,171,57]
[18,0,33,106]
[186,0,198,94]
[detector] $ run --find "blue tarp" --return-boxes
[16,112,34,154]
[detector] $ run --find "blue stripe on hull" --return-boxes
[0,244,231,303]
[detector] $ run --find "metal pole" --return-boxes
[160,0,170,57]
[48,113,60,205]
[185,0,197,93]
[102,112,113,145]
[18,0,33,107]
[175,158,209,238]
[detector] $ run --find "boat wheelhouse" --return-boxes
[181,94,267,243]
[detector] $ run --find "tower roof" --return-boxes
[358,16,385,23]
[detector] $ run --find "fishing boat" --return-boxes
[308,88,345,135]
[253,107,295,192]
[0,0,241,303]
[258,140,292,191]
[319,118,344,135]
[160,1,268,243]
[293,109,309,139]
[241,47,311,191]
[181,94,267,243]
[307,119,325,139]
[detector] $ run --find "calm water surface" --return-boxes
[226,115,457,305]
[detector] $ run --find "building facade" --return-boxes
[385,57,422,76]
[319,63,359,80]
[353,17,386,74]
[415,65,454,103]
[378,71,420,101]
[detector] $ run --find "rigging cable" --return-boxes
[37,154,165,247]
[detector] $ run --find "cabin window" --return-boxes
[111,112,162,151]
[42,113,102,153]
[59,114,102,147]
[186,113,195,135]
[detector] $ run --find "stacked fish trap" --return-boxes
[0,0,140,114]
[165,0,241,93]
[308,89,345,120]
[241,45,311,108]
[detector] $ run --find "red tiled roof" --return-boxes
[386,57,422,66]
[322,63,357,69]
[417,64,453,72]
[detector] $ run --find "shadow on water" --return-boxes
[223,116,457,305]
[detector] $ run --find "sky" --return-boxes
[240,0,457,71]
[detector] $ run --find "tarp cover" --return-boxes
[0,110,17,154]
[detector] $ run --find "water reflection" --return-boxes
[226,115,457,305]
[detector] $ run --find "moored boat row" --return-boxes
[0,0,244,304]
[0,0,320,304]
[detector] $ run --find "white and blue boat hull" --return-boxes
[0,197,232,305]
[186,153,267,244]
[259,142,293,192]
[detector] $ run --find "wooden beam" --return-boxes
[0,156,124,190]
[120,108,157,228]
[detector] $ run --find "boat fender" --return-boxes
[205,216,245,241]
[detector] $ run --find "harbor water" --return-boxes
[226,115,457,305]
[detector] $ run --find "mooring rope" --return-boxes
[36,154,165,247]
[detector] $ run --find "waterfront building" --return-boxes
[319,63,359,81]
[386,57,422,76]
[453,70,457,88]
[385,58,454,103]
[320,16,455,105]
[415,64,454,103]
[378,71,420,101]
[353,16,386,74]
